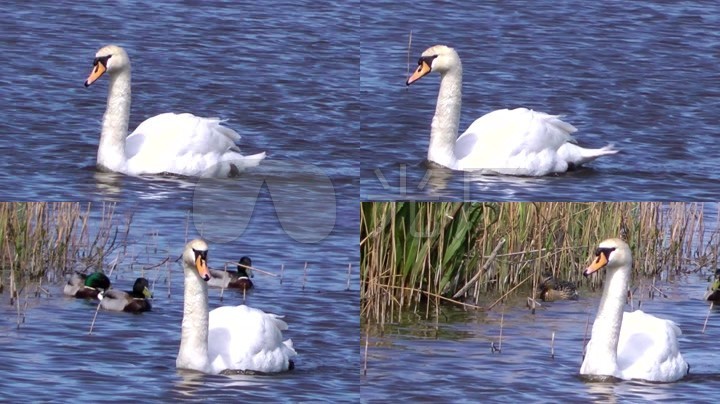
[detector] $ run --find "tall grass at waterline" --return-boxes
[361,202,718,323]
[0,202,131,326]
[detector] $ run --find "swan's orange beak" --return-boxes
[196,255,210,281]
[84,59,107,87]
[583,250,609,277]
[406,59,432,86]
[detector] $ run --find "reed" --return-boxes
[0,202,130,326]
[361,202,719,323]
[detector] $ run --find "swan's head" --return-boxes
[84,45,130,87]
[583,238,632,277]
[406,45,461,86]
[183,239,211,281]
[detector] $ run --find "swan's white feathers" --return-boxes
[208,305,297,373]
[455,108,578,174]
[124,112,265,175]
[616,310,686,381]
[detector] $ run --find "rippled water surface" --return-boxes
[360,1,720,200]
[362,276,720,402]
[0,0,359,401]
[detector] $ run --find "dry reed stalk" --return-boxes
[363,328,369,376]
[453,238,506,299]
[346,263,352,291]
[302,262,308,290]
[406,30,412,83]
[373,283,484,311]
[166,261,172,299]
[487,273,533,311]
[493,307,504,353]
[530,266,538,314]
[221,260,278,278]
[280,264,284,285]
[551,332,555,359]
[703,302,713,334]
[88,250,122,335]
[582,313,591,362]
[219,261,227,303]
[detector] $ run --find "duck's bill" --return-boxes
[196,255,210,281]
[142,287,153,299]
[406,60,432,86]
[84,62,106,87]
[583,252,609,277]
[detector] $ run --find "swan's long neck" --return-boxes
[429,66,462,168]
[583,264,629,377]
[176,265,210,373]
[97,69,131,172]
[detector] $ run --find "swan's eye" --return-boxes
[93,55,112,67]
[192,248,208,261]
[595,247,616,258]
[417,55,438,68]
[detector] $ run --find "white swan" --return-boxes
[85,45,265,177]
[406,45,618,176]
[580,238,688,382]
[176,239,296,374]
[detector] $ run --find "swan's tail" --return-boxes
[561,143,619,168]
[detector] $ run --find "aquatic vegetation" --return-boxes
[0,202,130,326]
[361,202,719,323]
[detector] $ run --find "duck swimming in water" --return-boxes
[704,268,720,302]
[98,277,153,313]
[208,256,254,290]
[538,272,578,301]
[63,272,111,299]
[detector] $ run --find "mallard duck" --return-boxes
[98,277,152,313]
[63,272,111,299]
[704,268,720,302]
[580,238,688,382]
[208,256,254,290]
[538,272,578,301]
[176,240,295,374]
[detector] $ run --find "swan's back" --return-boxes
[455,108,577,174]
[617,310,688,382]
[125,113,265,176]
[207,305,296,373]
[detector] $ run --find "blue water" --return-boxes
[0,0,359,401]
[360,0,720,200]
[362,275,720,402]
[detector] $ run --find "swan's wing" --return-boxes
[124,113,265,176]
[454,108,576,175]
[616,310,688,382]
[208,305,296,373]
